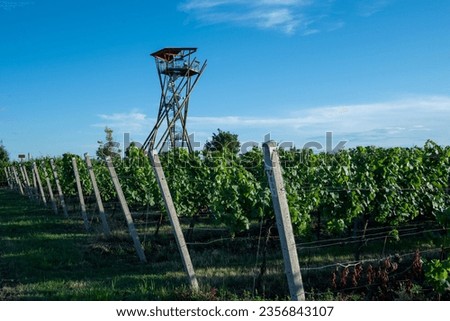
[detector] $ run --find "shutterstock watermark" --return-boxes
[122,131,347,155]
[239,132,347,155]
[95,131,348,169]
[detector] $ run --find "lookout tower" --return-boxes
[142,48,207,153]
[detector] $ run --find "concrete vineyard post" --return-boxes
[19,164,31,198]
[6,167,14,189]
[33,162,47,205]
[105,156,147,263]
[31,165,38,200]
[150,150,199,291]
[4,167,12,189]
[22,164,36,200]
[30,165,39,202]
[12,166,24,195]
[72,158,90,231]
[41,162,58,214]
[84,153,111,236]
[263,141,305,301]
[50,159,69,218]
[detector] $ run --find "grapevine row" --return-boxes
[7,140,450,238]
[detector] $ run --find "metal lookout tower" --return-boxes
[142,47,207,153]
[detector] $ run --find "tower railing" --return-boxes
[158,59,200,76]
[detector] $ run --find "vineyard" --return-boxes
[1,140,450,300]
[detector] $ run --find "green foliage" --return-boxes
[436,207,450,230]
[205,151,262,234]
[20,140,450,238]
[161,148,265,235]
[91,158,116,202]
[0,143,9,184]
[161,148,209,216]
[0,144,8,162]
[424,258,450,295]
[120,146,157,209]
[389,229,400,242]
[277,141,450,236]
[57,154,93,197]
[204,129,241,155]
[96,127,121,160]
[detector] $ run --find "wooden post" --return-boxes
[72,158,90,231]
[105,156,147,263]
[41,162,58,214]
[33,162,47,205]
[263,141,305,301]
[84,154,111,236]
[150,150,199,290]
[12,166,24,195]
[50,159,69,218]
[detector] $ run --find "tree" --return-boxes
[96,127,122,159]
[0,142,9,184]
[204,129,241,154]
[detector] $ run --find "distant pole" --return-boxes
[19,164,31,198]
[72,158,90,231]
[13,166,24,195]
[4,167,12,189]
[50,159,69,218]
[30,164,39,201]
[9,167,15,190]
[84,153,111,236]
[105,156,147,263]
[31,165,37,188]
[150,150,199,290]
[263,141,305,301]
[19,164,31,197]
[41,162,58,214]
[22,164,32,187]
[33,162,47,205]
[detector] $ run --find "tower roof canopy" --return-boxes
[151,47,197,62]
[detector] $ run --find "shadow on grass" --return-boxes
[0,189,192,300]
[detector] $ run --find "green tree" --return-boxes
[0,142,9,184]
[96,127,121,159]
[204,129,240,154]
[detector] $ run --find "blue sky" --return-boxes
[0,0,449,159]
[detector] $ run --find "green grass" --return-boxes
[0,189,193,300]
[0,188,286,300]
[0,188,445,300]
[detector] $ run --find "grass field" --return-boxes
[0,188,446,300]
[0,188,196,300]
[0,188,290,300]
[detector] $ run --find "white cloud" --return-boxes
[93,110,151,136]
[94,96,450,150]
[357,0,393,17]
[187,95,450,148]
[179,0,393,35]
[253,8,299,33]
[0,1,33,11]
[179,0,233,10]
[179,0,310,34]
